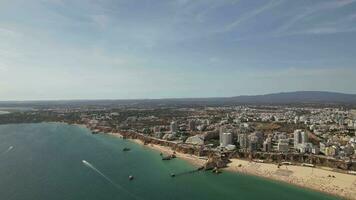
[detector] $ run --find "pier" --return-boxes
[170,167,205,177]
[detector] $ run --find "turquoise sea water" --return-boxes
[0,123,339,200]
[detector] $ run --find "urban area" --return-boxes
[1,104,356,172]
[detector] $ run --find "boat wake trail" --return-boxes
[1,146,13,155]
[82,160,119,187]
[82,160,141,200]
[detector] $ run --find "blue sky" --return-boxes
[0,0,356,100]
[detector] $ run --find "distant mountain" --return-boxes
[227,91,356,105]
[0,91,355,108]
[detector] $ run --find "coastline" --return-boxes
[107,132,207,167]
[132,139,207,166]
[78,124,356,199]
[226,159,356,200]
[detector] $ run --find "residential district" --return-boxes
[1,105,355,173]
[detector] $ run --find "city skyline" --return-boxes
[1,0,356,100]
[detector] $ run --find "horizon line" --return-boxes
[0,90,355,103]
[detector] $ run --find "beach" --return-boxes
[107,132,206,167]
[106,131,356,199]
[132,139,207,167]
[227,159,356,199]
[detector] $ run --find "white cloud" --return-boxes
[275,0,356,36]
[219,0,284,33]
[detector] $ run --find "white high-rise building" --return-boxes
[294,130,302,147]
[220,132,233,147]
[263,138,272,152]
[248,135,259,152]
[252,132,264,148]
[170,121,178,133]
[301,131,308,144]
[294,129,308,149]
[238,133,248,149]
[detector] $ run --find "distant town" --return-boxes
[1,98,356,173]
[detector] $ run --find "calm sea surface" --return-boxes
[0,123,339,200]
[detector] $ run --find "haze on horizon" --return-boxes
[0,0,356,101]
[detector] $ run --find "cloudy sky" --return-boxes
[0,0,356,100]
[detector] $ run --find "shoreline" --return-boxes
[226,159,356,200]
[132,138,207,167]
[54,123,356,199]
[106,132,207,167]
[104,130,355,200]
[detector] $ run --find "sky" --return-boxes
[0,0,356,100]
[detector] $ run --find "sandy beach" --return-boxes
[132,138,207,167]
[227,159,356,199]
[106,132,206,166]
[106,131,356,199]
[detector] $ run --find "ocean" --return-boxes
[0,123,339,200]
